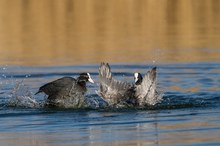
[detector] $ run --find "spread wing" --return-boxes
[98,62,133,105]
[135,67,159,106]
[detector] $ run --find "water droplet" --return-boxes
[2,74,6,78]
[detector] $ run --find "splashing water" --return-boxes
[7,81,40,108]
[6,80,111,109]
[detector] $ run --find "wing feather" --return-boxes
[38,77,76,96]
[98,62,133,105]
[135,67,159,105]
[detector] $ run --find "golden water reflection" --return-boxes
[0,0,220,65]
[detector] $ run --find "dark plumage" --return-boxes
[98,62,160,107]
[35,73,94,108]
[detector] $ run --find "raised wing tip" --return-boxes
[149,67,157,76]
[149,67,157,81]
[100,62,110,67]
[142,67,157,82]
[152,67,157,72]
[99,62,109,71]
[99,62,112,78]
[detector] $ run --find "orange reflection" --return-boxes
[0,0,220,66]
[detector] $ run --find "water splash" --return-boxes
[86,94,108,109]
[7,80,40,108]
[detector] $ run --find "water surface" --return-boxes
[0,1,220,145]
[0,63,220,146]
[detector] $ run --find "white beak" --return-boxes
[87,73,95,83]
[134,72,139,83]
[88,78,94,83]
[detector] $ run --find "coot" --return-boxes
[35,73,94,108]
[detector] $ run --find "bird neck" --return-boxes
[77,79,87,87]
[135,79,142,85]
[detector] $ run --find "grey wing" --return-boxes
[38,77,76,96]
[135,67,159,105]
[98,62,133,104]
[99,62,112,80]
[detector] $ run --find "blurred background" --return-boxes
[0,0,220,66]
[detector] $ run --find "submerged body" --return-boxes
[98,62,161,108]
[35,73,94,108]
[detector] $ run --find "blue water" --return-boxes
[0,63,220,146]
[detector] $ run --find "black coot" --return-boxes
[35,73,94,108]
